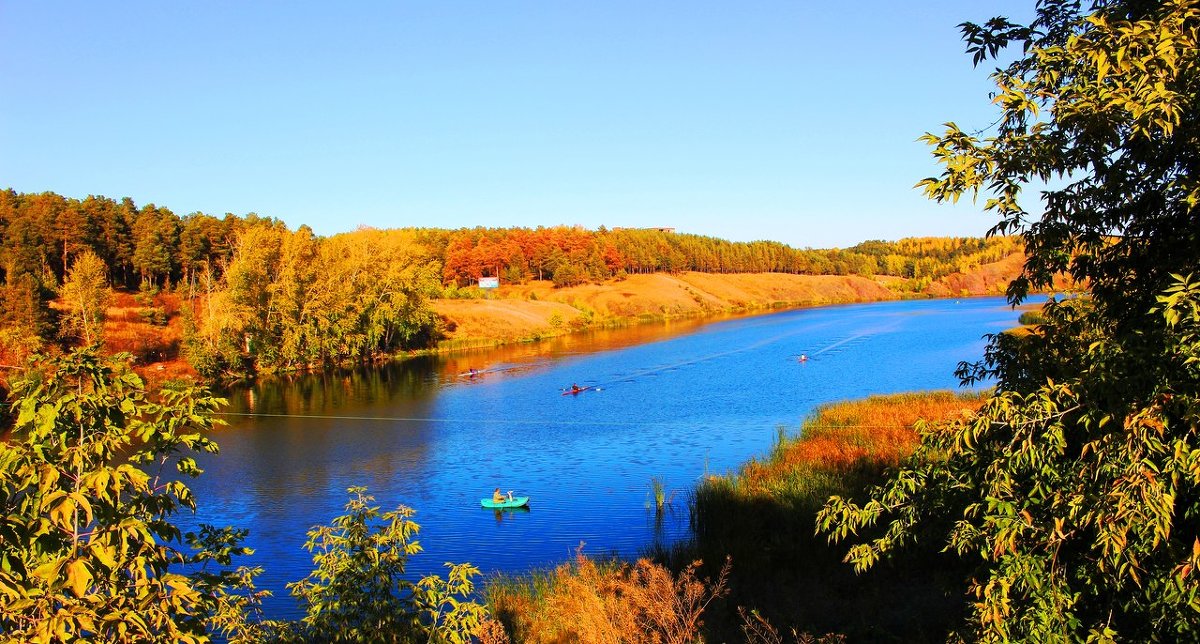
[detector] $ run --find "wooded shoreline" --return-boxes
[1,188,1023,384]
[115,264,1022,386]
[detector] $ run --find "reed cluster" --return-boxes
[650,476,667,511]
[677,391,988,640]
[484,550,730,644]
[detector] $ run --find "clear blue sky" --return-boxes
[0,1,1031,249]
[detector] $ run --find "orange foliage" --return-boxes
[101,290,197,383]
[489,551,730,644]
[739,392,986,494]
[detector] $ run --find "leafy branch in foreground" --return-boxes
[0,349,260,643]
[820,285,1200,640]
[820,1,1200,641]
[0,350,489,643]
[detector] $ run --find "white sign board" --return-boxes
[479,277,500,289]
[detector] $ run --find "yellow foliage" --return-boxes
[489,551,730,644]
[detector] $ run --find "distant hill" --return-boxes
[433,254,1025,348]
[0,188,1026,378]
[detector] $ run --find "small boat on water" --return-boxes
[481,496,530,509]
[562,385,595,395]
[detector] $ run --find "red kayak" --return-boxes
[562,386,594,396]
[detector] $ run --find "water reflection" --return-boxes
[491,506,532,524]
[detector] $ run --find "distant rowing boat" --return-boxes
[562,385,596,396]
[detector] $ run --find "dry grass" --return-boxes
[434,258,1025,351]
[486,551,730,644]
[742,391,987,490]
[432,298,581,346]
[681,391,989,640]
[434,272,901,348]
[924,253,1024,297]
[676,273,895,309]
[697,391,989,548]
[101,290,198,384]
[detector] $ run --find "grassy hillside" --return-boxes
[434,253,1021,349]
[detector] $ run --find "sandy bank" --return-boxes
[433,251,1025,349]
[434,272,902,347]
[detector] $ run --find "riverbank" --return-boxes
[433,254,1021,350]
[683,391,988,640]
[88,252,1021,385]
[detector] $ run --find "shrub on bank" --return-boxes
[485,550,730,644]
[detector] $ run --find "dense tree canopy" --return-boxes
[819,1,1200,640]
[182,225,443,378]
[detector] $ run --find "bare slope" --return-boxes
[434,252,1027,347]
[434,272,898,347]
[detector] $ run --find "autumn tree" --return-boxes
[58,250,110,345]
[0,273,54,364]
[179,212,238,294]
[185,225,440,376]
[185,223,284,375]
[77,195,133,289]
[819,1,1200,640]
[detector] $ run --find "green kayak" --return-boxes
[481,496,530,509]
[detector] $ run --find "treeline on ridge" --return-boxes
[0,188,1021,377]
[439,224,1019,287]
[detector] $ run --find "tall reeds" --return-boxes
[650,476,667,512]
[679,390,989,640]
[485,550,731,644]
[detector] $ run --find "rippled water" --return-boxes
[182,296,1020,619]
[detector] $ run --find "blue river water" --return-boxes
[182,296,1020,619]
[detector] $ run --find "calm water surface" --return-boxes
[184,297,1019,618]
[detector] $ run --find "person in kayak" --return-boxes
[571,383,581,393]
[493,488,513,504]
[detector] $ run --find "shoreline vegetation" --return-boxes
[0,188,1040,638]
[0,188,1027,386]
[0,332,1024,642]
[430,266,1021,355]
[680,391,989,640]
